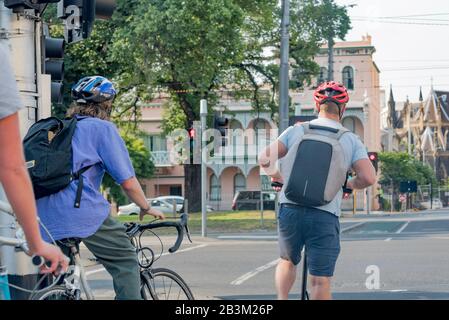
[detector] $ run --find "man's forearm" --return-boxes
[121,177,149,209]
[348,177,372,190]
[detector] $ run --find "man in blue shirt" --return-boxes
[0,42,68,275]
[259,81,376,300]
[37,76,165,300]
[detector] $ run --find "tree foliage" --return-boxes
[44,0,351,211]
[379,152,437,188]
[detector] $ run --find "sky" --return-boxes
[335,0,449,103]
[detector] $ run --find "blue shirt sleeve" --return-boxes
[351,135,369,166]
[278,126,295,150]
[98,122,136,184]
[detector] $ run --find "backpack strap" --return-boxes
[72,165,94,208]
[305,122,350,140]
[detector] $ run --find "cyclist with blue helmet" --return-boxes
[36,76,165,300]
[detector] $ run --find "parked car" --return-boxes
[155,196,185,212]
[419,199,443,210]
[232,191,276,211]
[118,198,175,216]
[156,195,215,213]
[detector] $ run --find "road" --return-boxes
[82,210,449,300]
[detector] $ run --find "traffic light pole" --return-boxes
[200,100,208,238]
[0,2,50,299]
[279,0,290,134]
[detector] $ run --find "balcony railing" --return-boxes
[151,151,173,167]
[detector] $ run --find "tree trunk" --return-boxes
[184,164,202,213]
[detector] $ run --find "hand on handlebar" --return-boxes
[271,177,284,192]
[32,242,69,275]
[140,207,166,221]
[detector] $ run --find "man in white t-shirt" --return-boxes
[259,81,376,300]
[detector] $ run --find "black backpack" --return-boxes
[23,117,92,208]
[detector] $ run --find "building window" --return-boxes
[143,135,167,152]
[342,117,356,133]
[234,173,246,196]
[343,66,354,90]
[210,174,221,201]
[318,67,327,84]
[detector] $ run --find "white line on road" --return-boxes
[85,244,208,277]
[385,238,392,242]
[218,235,278,240]
[230,259,280,286]
[396,221,410,234]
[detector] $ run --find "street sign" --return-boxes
[399,181,417,193]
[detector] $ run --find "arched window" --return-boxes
[230,119,243,130]
[318,67,327,84]
[210,174,221,201]
[342,66,354,90]
[234,173,246,196]
[342,117,356,133]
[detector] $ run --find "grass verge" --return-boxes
[116,210,278,234]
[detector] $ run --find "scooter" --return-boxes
[271,181,309,300]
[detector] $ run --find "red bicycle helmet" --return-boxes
[313,81,350,116]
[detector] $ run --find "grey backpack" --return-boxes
[281,123,350,207]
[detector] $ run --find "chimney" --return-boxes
[365,34,372,44]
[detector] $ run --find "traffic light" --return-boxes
[42,26,65,103]
[214,114,229,147]
[57,0,116,43]
[368,152,379,172]
[187,127,198,164]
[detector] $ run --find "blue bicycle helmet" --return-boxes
[71,76,116,104]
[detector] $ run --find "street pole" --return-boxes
[327,37,334,81]
[279,0,290,134]
[200,99,208,238]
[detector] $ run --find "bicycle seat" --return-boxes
[57,238,82,248]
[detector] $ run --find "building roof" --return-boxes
[321,35,374,49]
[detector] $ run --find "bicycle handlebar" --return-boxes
[126,213,191,254]
[0,236,44,267]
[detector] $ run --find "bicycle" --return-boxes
[29,213,195,300]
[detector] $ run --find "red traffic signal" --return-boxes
[188,128,195,139]
[368,152,379,172]
[369,153,378,161]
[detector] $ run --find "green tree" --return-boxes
[379,152,437,209]
[110,0,350,211]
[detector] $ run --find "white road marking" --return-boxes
[341,222,366,233]
[231,259,280,286]
[85,244,208,276]
[388,289,408,293]
[218,235,278,240]
[385,238,392,242]
[396,221,410,234]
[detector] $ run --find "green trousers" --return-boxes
[82,215,141,300]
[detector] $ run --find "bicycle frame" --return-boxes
[57,245,94,300]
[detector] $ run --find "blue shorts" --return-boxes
[278,204,341,277]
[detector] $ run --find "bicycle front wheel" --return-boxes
[141,268,194,300]
[30,285,79,300]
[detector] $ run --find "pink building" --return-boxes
[139,35,382,212]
